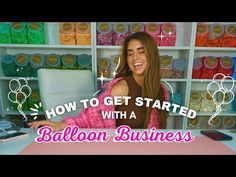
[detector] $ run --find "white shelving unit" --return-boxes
[0,22,235,129]
[0,22,95,122]
[185,22,236,130]
[94,22,193,129]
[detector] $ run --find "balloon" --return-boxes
[18,77,28,87]
[212,90,225,106]
[221,75,235,92]
[213,73,225,81]
[16,92,26,105]
[8,91,17,103]
[222,90,234,105]
[20,85,32,98]
[9,79,20,92]
[207,81,221,98]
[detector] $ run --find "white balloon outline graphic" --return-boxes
[207,73,235,126]
[7,78,32,122]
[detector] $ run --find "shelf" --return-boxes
[162,79,187,82]
[97,78,113,81]
[169,113,181,116]
[0,77,38,81]
[191,79,235,83]
[196,112,236,116]
[96,46,190,50]
[159,46,190,50]
[97,78,188,82]
[0,44,92,49]
[4,110,45,115]
[96,46,121,49]
[194,47,236,51]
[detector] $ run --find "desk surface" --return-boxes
[1,128,236,155]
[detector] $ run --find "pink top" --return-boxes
[63,77,169,128]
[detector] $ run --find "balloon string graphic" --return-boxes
[208,105,222,125]
[17,105,27,121]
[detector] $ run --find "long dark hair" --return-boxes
[115,31,168,129]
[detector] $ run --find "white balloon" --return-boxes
[7,91,17,104]
[207,81,221,98]
[20,85,32,98]
[9,79,20,92]
[221,75,235,92]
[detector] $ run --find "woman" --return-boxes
[28,31,168,130]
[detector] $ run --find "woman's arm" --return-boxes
[28,78,127,130]
[28,120,66,131]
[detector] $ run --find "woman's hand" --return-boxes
[27,120,67,132]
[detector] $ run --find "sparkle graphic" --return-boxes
[112,71,117,77]
[30,102,43,120]
[159,34,164,40]
[112,57,121,77]
[98,57,121,85]
[97,72,105,85]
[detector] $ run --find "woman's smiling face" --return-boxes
[127,39,148,77]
